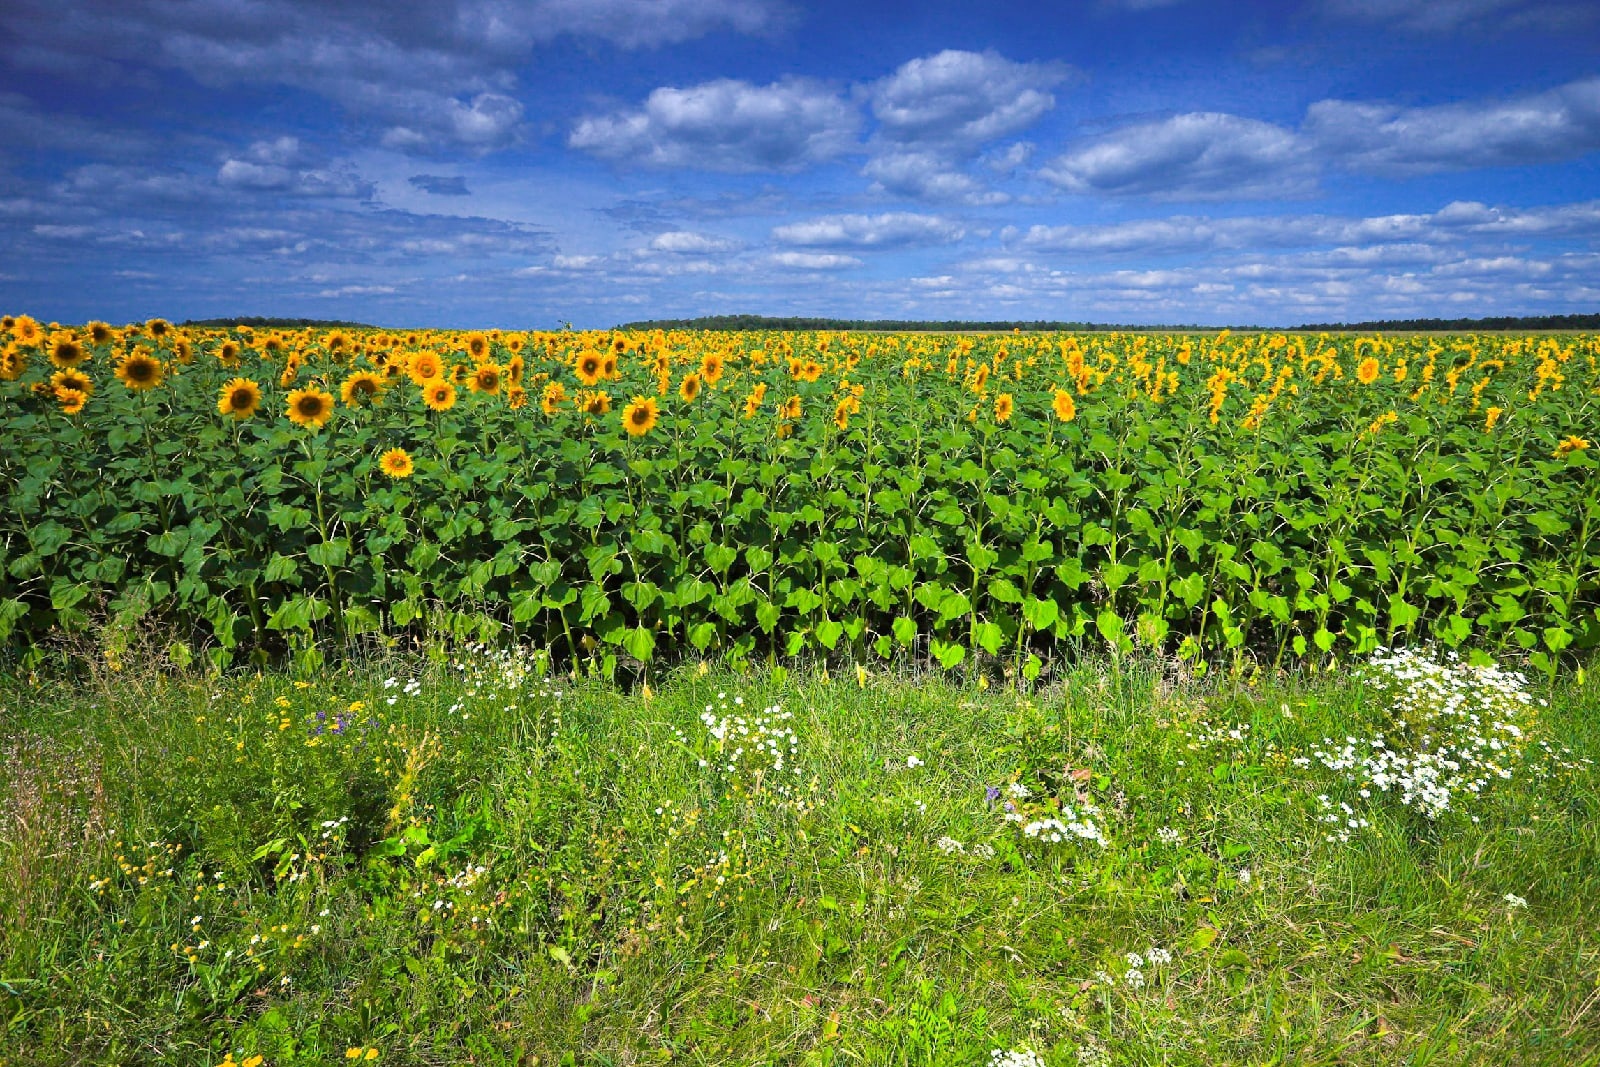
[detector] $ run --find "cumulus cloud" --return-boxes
[647,230,741,253]
[1040,112,1315,200]
[1304,76,1600,175]
[861,152,1008,203]
[771,212,966,248]
[868,50,1069,152]
[768,251,863,269]
[1,0,785,152]
[860,50,1068,202]
[570,78,858,171]
[1008,199,1600,257]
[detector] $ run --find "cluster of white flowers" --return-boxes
[318,815,349,842]
[935,836,965,854]
[446,863,488,890]
[382,674,424,705]
[698,693,803,797]
[988,1049,1045,1067]
[1096,945,1172,991]
[1155,826,1184,845]
[1011,811,1108,847]
[1300,648,1537,827]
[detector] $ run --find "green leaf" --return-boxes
[815,618,844,650]
[972,620,1003,654]
[623,626,655,663]
[930,638,966,669]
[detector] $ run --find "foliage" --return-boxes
[1,317,1597,680]
[0,653,1595,1064]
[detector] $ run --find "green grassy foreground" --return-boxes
[1,650,1597,1065]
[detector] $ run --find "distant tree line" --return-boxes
[1295,313,1600,331]
[614,315,1234,332]
[620,313,1600,333]
[180,317,380,329]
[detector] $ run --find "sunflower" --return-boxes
[833,399,852,431]
[781,394,802,420]
[541,381,567,415]
[325,331,351,355]
[115,351,165,391]
[173,338,194,364]
[1483,406,1504,432]
[423,380,457,412]
[743,391,763,418]
[575,348,604,386]
[142,318,169,339]
[507,336,525,354]
[581,390,612,415]
[622,396,658,436]
[1356,356,1381,385]
[602,352,619,379]
[470,363,503,396]
[970,364,990,393]
[506,384,528,410]
[1555,434,1591,458]
[286,386,335,429]
[56,387,88,415]
[612,335,629,354]
[12,316,42,346]
[451,362,471,385]
[218,377,262,419]
[279,356,301,388]
[341,370,384,407]
[678,372,702,403]
[464,332,491,362]
[261,334,284,357]
[216,340,242,368]
[49,333,86,368]
[994,393,1015,423]
[52,367,93,398]
[378,447,414,479]
[0,346,26,381]
[1052,388,1076,422]
[506,354,524,381]
[700,352,725,386]
[408,350,444,384]
[800,359,823,383]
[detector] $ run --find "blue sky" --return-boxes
[2,0,1598,327]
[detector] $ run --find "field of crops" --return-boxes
[1,316,1596,675]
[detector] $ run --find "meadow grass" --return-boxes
[0,649,1596,1066]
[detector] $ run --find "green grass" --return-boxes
[1,649,1597,1065]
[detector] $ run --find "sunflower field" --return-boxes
[1,315,1596,677]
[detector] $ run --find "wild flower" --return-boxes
[1304,648,1538,832]
[989,1049,1045,1067]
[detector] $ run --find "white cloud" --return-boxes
[2,0,784,154]
[1304,76,1600,175]
[570,78,858,171]
[771,212,966,248]
[869,50,1069,151]
[648,230,741,253]
[768,251,863,269]
[1009,199,1600,255]
[861,151,1008,203]
[860,50,1067,203]
[217,159,372,198]
[1040,112,1315,200]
